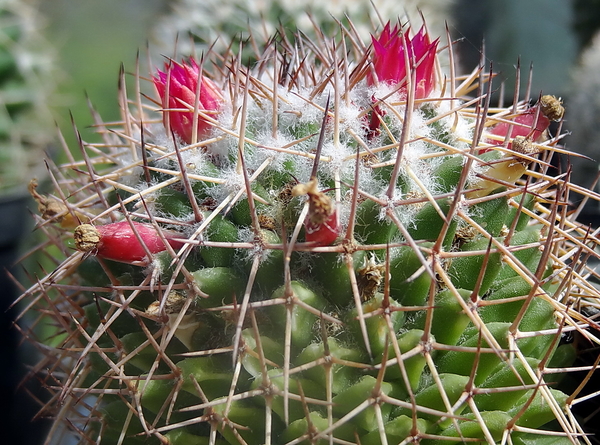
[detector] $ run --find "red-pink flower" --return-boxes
[369,22,438,99]
[154,58,223,144]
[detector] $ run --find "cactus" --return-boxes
[18,14,600,445]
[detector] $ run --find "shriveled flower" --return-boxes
[485,95,564,151]
[472,96,564,197]
[154,58,223,144]
[369,22,438,99]
[292,178,339,246]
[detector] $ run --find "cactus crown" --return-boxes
[18,14,600,445]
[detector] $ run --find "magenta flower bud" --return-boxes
[154,58,223,144]
[369,22,438,99]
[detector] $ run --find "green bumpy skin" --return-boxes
[71,191,578,444]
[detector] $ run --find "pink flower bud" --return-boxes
[154,58,223,144]
[369,22,438,99]
[74,221,185,263]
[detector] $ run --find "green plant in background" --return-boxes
[0,0,54,194]
[153,0,452,63]
[17,12,600,445]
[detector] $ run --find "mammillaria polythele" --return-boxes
[18,13,600,445]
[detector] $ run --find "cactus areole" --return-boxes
[18,15,600,445]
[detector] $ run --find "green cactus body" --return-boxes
[17,12,600,445]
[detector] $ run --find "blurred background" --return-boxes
[2,0,599,443]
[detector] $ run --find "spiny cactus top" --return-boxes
[153,0,453,59]
[19,15,600,445]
